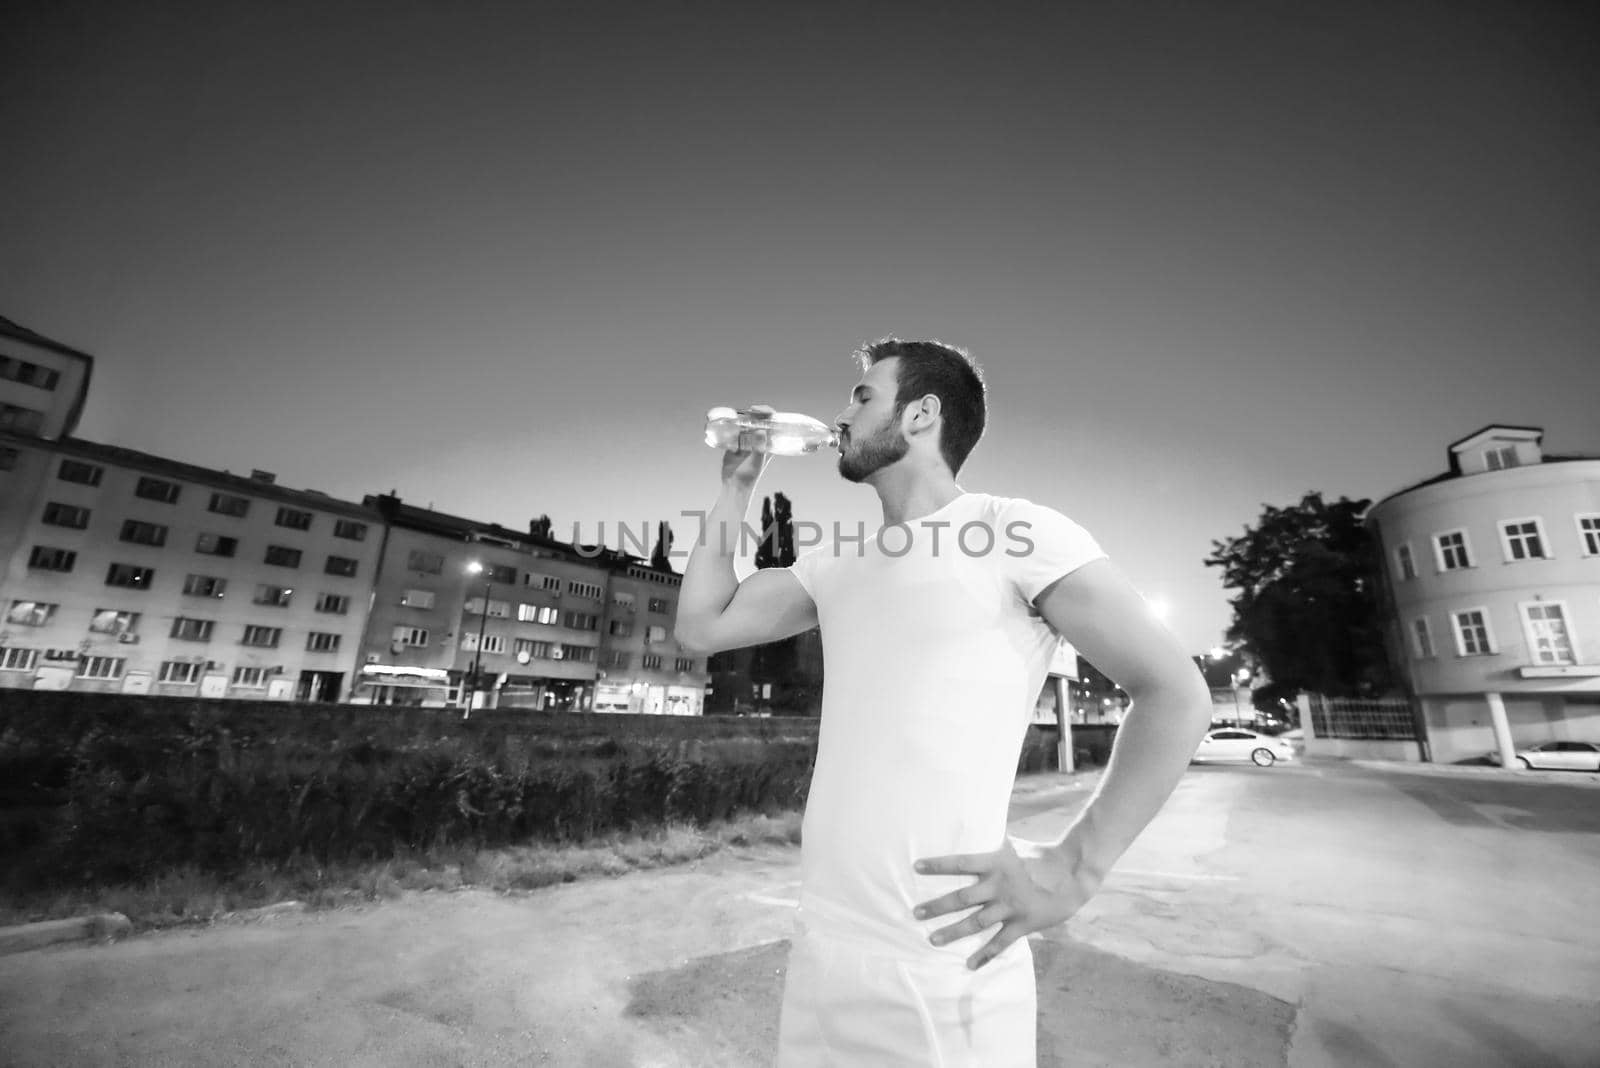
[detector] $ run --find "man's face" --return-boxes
[835,358,909,483]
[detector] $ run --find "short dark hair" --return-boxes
[856,338,987,474]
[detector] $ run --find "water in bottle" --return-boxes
[704,407,839,456]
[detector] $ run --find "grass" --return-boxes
[0,807,804,932]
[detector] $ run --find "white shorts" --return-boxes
[774,929,1037,1067]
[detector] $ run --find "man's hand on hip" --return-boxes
[911,837,1099,970]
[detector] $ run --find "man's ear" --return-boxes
[905,394,942,434]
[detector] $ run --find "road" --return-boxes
[2,761,1597,1066]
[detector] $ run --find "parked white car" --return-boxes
[1193,728,1296,767]
[1512,741,1600,771]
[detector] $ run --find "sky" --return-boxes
[4,0,1596,654]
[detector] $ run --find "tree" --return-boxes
[650,521,674,572]
[1205,492,1395,699]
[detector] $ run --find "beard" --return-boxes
[837,421,910,483]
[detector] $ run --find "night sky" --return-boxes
[4,0,1596,653]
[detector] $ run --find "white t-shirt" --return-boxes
[786,491,1106,963]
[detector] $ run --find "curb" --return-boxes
[0,912,131,957]
[1342,759,1600,789]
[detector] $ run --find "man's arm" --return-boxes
[672,446,818,656]
[1031,557,1213,891]
[910,555,1212,970]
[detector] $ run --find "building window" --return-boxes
[480,634,507,655]
[1576,514,1600,557]
[159,661,201,684]
[28,545,76,572]
[0,355,61,389]
[674,657,697,672]
[76,656,125,681]
[1500,519,1548,562]
[1394,544,1416,582]
[1451,609,1495,657]
[645,624,668,643]
[567,580,603,600]
[88,609,139,635]
[604,650,631,669]
[407,550,444,574]
[6,601,56,626]
[515,638,552,659]
[183,573,227,598]
[465,597,511,618]
[486,564,517,584]
[642,653,663,669]
[232,666,271,688]
[0,445,19,470]
[563,611,599,631]
[135,476,181,503]
[611,593,636,612]
[241,625,282,648]
[0,404,45,434]
[275,506,313,531]
[333,519,368,541]
[263,545,302,568]
[170,617,215,642]
[1484,445,1518,471]
[306,632,341,653]
[208,492,250,517]
[57,458,103,486]
[525,573,562,592]
[106,562,155,589]
[253,584,293,607]
[119,519,169,546]
[42,501,91,529]
[393,626,429,648]
[1521,602,1575,666]
[324,555,359,578]
[1414,617,1440,658]
[526,604,556,624]
[314,592,350,614]
[195,533,238,557]
[648,597,670,614]
[1433,531,1472,572]
[399,588,436,609]
[1,647,40,671]
[609,620,633,637]
[560,644,596,663]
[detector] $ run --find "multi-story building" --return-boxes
[1367,425,1600,763]
[354,496,709,713]
[0,315,711,712]
[0,436,382,700]
[593,557,707,715]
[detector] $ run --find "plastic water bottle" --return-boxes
[704,407,840,456]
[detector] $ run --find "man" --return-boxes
[675,339,1211,1066]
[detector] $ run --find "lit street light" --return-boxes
[464,561,492,717]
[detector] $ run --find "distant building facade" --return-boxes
[0,315,709,711]
[0,435,381,701]
[1367,425,1600,762]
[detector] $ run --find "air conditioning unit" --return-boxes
[117,633,140,644]
[365,653,380,665]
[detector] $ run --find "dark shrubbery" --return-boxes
[0,692,1082,893]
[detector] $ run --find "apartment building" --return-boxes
[355,496,709,712]
[1367,425,1600,762]
[0,435,382,700]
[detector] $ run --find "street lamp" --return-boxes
[465,561,492,717]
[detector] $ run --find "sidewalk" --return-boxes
[1312,755,1600,789]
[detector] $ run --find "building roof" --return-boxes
[1,431,381,520]
[0,315,97,363]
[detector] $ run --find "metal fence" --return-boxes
[1308,694,1416,740]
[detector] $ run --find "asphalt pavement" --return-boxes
[2,759,1597,1066]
